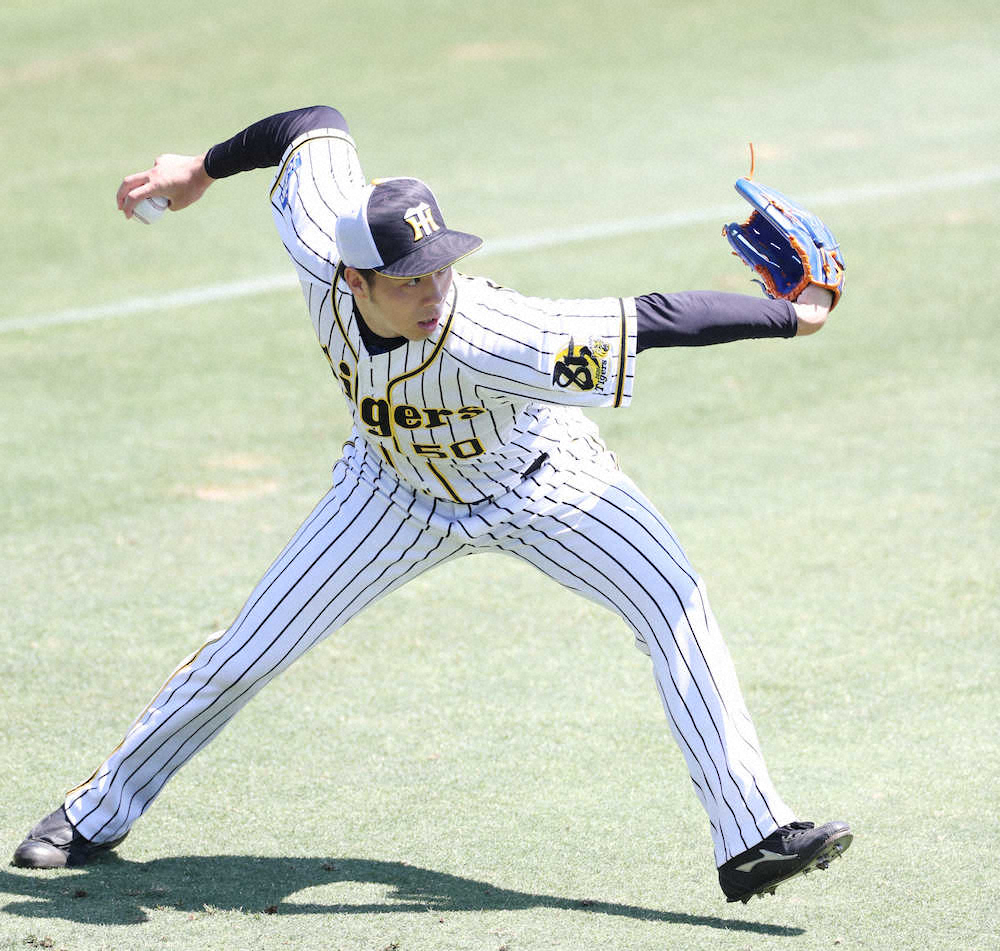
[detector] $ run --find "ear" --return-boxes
[343,266,369,298]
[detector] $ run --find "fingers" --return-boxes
[117,170,159,218]
[116,154,211,218]
[796,284,834,309]
[117,155,175,218]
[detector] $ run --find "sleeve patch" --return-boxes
[552,337,612,392]
[275,153,303,210]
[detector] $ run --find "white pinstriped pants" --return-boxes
[65,454,794,866]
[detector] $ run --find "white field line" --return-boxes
[4,165,999,335]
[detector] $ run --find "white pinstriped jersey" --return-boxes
[269,127,638,519]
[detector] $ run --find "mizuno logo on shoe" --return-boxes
[735,849,800,873]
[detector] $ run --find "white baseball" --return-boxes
[133,196,169,225]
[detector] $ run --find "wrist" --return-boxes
[194,152,215,184]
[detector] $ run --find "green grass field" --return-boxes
[2,1,998,948]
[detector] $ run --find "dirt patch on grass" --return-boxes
[192,480,280,502]
[449,41,546,62]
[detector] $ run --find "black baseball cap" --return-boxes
[334,177,482,278]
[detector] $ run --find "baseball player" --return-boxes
[13,105,851,903]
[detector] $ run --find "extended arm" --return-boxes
[636,286,831,353]
[116,106,348,218]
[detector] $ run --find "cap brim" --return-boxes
[378,230,483,279]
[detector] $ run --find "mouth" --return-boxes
[417,306,443,333]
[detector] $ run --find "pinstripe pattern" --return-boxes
[315,268,637,506]
[61,122,795,868]
[66,461,470,842]
[268,131,637,505]
[269,129,364,286]
[65,444,793,864]
[485,461,794,865]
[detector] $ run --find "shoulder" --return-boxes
[449,274,542,344]
[453,272,519,301]
[270,126,362,204]
[269,134,365,286]
[452,273,551,324]
[453,273,630,327]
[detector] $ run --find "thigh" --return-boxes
[217,465,468,676]
[64,465,470,841]
[491,462,704,650]
[156,463,468,719]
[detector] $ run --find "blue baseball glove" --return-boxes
[724,178,845,309]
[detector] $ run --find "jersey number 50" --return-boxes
[412,438,485,460]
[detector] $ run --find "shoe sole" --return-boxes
[729,828,854,904]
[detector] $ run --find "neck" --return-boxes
[353,298,406,355]
[352,298,392,339]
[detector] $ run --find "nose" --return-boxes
[429,267,452,300]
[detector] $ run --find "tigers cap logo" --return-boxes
[403,202,441,241]
[335,178,482,279]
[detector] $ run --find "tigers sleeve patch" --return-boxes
[552,337,612,392]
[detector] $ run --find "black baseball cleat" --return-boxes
[718,820,852,903]
[12,806,128,869]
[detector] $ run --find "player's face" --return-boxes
[350,267,454,340]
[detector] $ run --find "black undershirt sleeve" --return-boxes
[635,291,797,353]
[203,105,349,180]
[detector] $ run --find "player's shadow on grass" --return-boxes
[1,855,802,935]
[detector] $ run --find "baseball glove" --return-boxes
[724,178,845,308]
